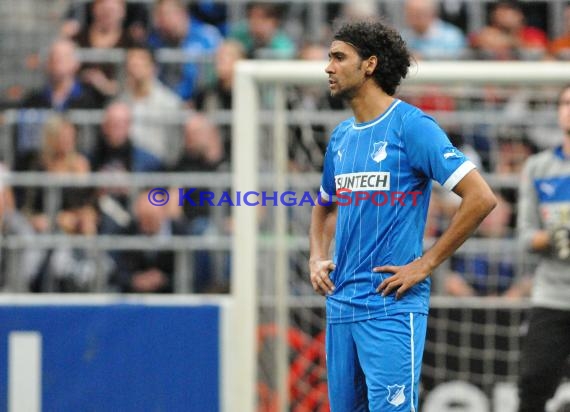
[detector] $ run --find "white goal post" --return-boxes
[230,60,570,412]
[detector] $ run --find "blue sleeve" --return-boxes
[403,113,476,191]
[192,19,223,49]
[320,132,337,202]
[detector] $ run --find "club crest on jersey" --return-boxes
[386,384,406,407]
[371,141,388,163]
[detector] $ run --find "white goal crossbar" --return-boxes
[230,60,570,412]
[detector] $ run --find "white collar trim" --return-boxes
[352,99,401,130]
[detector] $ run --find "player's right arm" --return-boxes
[309,125,342,296]
[309,202,337,296]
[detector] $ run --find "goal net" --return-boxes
[229,60,570,412]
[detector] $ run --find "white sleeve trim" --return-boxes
[443,161,476,191]
[320,186,337,202]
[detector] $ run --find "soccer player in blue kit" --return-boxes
[309,20,497,411]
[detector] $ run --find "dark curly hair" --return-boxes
[333,19,411,96]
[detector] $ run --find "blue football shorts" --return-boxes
[326,313,427,412]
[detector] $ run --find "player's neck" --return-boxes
[349,85,394,124]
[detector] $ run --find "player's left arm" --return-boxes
[375,169,497,299]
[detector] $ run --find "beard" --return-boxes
[329,67,366,101]
[330,84,357,101]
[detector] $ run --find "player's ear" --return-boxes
[365,55,378,76]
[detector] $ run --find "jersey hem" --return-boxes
[326,306,429,324]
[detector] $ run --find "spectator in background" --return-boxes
[229,2,296,59]
[339,0,380,20]
[194,39,246,158]
[495,134,538,175]
[20,38,105,111]
[444,193,532,298]
[194,39,245,112]
[18,38,105,155]
[398,0,464,112]
[115,189,191,293]
[70,0,137,98]
[0,164,44,292]
[148,0,222,101]
[91,101,163,174]
[470,1,547,60]
[401,0,467,60]
[90,101,163,234]
[30,189,116,293]
[173,113,224,222]
[548,4,570,60]
[178,113,224,171]
[30,116,90,174]
[172,114,226,292]
[60,0,149,43]
[398,0,465,140]
[15,115,90,234]
[119,47,184,166]
[492,132,539,229]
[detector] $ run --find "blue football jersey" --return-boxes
[320,99,475,323]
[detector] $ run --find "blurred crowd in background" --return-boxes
[0,0,568,296]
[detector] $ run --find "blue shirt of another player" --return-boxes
[320,99,475,323]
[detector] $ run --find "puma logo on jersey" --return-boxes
[371,141,388,163]
[443,151,459,159]
[442,146,463,160]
